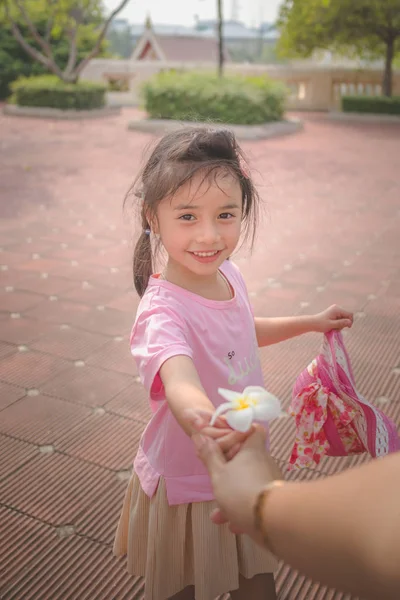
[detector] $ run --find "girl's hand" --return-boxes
[187,410,254,459]
[313,304,353,333]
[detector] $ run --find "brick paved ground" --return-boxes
[0,108,399,600]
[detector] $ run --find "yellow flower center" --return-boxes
[234,396,257,411]
[238,398,249,410]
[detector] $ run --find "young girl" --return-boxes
[113,127,353,600]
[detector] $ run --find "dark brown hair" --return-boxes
[127,126,260,297]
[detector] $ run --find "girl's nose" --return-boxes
[196,223,221,245]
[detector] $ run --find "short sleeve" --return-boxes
[130,300,193,401]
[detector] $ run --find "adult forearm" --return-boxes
[265,454,400,599]
[255,316,316,347]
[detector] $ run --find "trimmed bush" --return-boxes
[142,72,287,125]
[342,95,400,116]
[10,75,107,110]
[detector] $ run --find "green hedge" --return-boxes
[342,95,400,116]
[142,72,287,125]
[10,75,107,110]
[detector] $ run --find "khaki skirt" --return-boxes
[113,473,277,600]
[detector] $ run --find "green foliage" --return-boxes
[277,0,400,95]
[11,74,106,110]
[0,16,108,99]
[142,72,287,125]
[342,95,400,115]
[0,23,42,99]
[278,0,400,59]
[1,0,105,39]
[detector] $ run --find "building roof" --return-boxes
[130,23,200,37]
[131,29,230,62]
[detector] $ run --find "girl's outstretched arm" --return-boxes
[160,355,250,451]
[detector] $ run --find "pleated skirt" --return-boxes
[113,473,277,600]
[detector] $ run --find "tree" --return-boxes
[1,0,131,84]
[0,12,110,98]
[277,0,400,96]
[217,0,224,77]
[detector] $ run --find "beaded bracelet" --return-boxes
[253,480,285,554]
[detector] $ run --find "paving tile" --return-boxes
[0,289,44,313]
[0,342,16,360]
[50,262,112,283]
[0,315,52,345]
[62,282,120,305]
[86,338,137,375]
[105,382,151,423]
[1,452,116,526]
[84,243,131,268]
[306,285,368,313]
[0,506,57,589]
[41,365,133,407]
[386,279,400,299]
[0,250,31,267]
[106,291,139,312]
[69,306,132,336]
[56,412,143,469]
[87,268,132,291]
[0,266,27,287]
[0,434,37,479]
[31,326,110,361]
[24,298,92,324]
[15,273,76,296]
[3,240,53,255]
[15,257,65,274]
[0,380,26,410]
[0,532,142,600]
[74,475,130,544]
[0,394,91,444]
[0,350,70,388]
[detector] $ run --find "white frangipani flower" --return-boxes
[210,386,285,433]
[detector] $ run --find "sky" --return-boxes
[104,0,282,28]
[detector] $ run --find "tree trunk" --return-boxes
[217,0,224,78]
[382,37,394,97]
[6,0,132,85]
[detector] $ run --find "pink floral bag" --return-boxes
[288,330,400,470]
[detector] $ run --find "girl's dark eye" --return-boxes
[179,214,195,221]
[219,213,234,219]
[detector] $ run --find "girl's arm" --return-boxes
[254,305,353,347]
[160,355,249,450]
[160,355,216,436]
[255,315,317,346]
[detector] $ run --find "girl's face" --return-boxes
[155,170,243,279]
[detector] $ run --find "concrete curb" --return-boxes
[3,104,121,120]
[329,111,400,124]
[127,117,303,140]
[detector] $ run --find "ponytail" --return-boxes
[133,229,153,297]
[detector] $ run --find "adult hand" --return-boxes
[186,410,283,539]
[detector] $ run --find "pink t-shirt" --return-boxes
[131,260,266,505]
